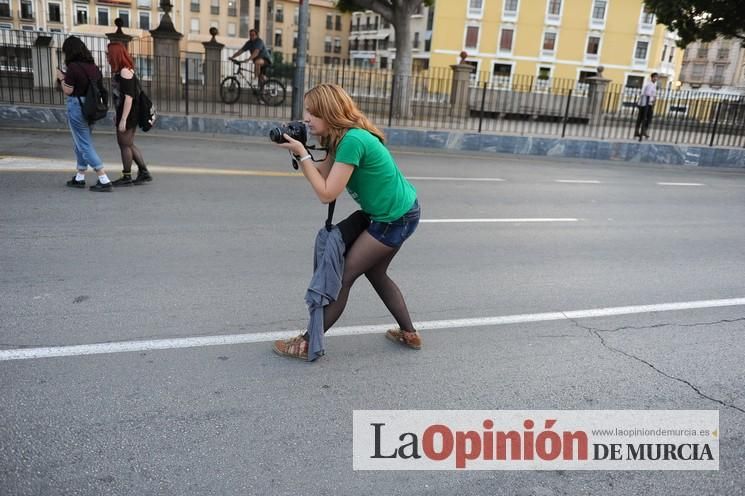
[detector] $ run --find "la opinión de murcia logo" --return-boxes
[353,411,719,471]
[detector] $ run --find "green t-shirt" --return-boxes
[335,128,417,222]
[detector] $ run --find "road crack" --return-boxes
[563,313,745,414]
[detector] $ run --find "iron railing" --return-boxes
[1,29,744,148]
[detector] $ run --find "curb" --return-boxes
[1,104,743,169]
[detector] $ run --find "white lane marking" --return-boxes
[407,176,505,182]
[420,218,579,223]
[0,157,301,177]
[555,179,602,184]
[2,296,743,361]
[657,182,704,186]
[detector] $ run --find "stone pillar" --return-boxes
[202,28,225,102]
[32,35,55,89]
[106,18,133,49]
[450,63,473,118]
[150,1,183,100]
[586,66,611,126]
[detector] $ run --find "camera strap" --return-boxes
[325,201,335,232]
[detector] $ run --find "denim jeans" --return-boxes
[66,96,103,171]
[367,200,421,249]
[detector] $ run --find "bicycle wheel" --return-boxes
[220,76,241,104]
[258,79,286,106]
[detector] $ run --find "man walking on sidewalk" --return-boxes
[634,72,658,139]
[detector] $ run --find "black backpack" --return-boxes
[135,76,156,132]
[76,64,108,124]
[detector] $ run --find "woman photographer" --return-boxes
[273,83,421,360]
[56,36,112,191]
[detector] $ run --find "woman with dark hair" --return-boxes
[107,42,151,186]
[55,36,112,192]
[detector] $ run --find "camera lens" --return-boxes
[268,126,285,144]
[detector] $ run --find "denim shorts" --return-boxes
[367,199,420,248]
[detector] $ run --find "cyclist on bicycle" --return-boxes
[230,29,272,83]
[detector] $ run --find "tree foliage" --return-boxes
[644,0,745,47]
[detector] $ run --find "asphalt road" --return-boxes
[1,127,744,495]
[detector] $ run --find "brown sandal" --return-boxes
[385,328,422,350]
[272,334,309,360]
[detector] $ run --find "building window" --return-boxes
[75,6,88,25]
[97,7,109,26]
[274,30,281,46]
[538,66,551,80]
[634,40,648,61]
[640,6,654,25]
[326,14,333,30]
[139,11,150,30]
[668,47,674,63]
[118,10,130,28]
[468,0,483,17]
[324,36,332,52]
[504,0,518,13]
[190,1,199,13]
[586,36,600,58]
[499,28,513,52]
[275,6,283,23]
[211,0,219,15]
[542,32,557,52]
[335,15,341,31]
[492,63,512,85]
[465,26,479,49]
[547,0,561,17]
[691,63,705,80]
[334,37,341,53]
[0,1,10,18]
[20,0,33,20]
[228,1,237,16]
[48,3,62,23]
[135,56,152,78]
[626,75,644,88]
[591,0,606,20]
[190,18,199,33]
[293,32,297,49]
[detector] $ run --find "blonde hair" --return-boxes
[303,84,384,158]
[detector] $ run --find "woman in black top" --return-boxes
[55,36,113,192]
[107,42,151,186]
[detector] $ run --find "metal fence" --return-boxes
[2,29,744,148]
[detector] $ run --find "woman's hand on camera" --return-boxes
[277,133,306,157]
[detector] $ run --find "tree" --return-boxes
[336,0,434,117]
[643,0,745,47]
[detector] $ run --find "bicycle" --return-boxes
[220,59,286,106]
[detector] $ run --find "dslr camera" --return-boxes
[269,120,307,145]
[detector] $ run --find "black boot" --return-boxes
[66,176,85,188]
[132,170,152,185]
[112,173,133,187]
[89,180,113,192]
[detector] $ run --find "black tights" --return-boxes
[116,127,147,174]
[323,231,415,333]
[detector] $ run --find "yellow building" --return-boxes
[429,0,683,90]
[270,0,350,64]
